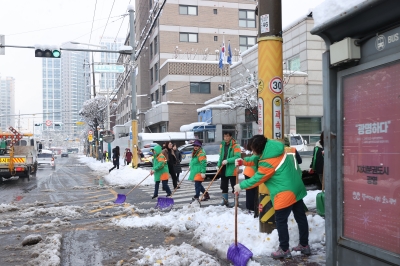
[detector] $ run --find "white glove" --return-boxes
[222,160,228,165]
[150,170,154,175]
[201,173,206,178]
[234,184,242,194]
[235,158,243,166]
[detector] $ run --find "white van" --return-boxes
[285,133,307,151]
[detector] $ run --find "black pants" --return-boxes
[275,199,309,251]
[168,164,178,188]
[245,175,257,211]
[110,158,119,171]
[220,167,236,193]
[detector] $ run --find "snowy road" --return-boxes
[0,155,326,265]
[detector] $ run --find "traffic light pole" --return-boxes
[129,6,138,169]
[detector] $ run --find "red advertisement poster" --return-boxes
[342,60,400,254]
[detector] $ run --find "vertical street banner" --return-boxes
[342,60,400,255]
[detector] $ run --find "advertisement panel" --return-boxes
[342,60,400,254]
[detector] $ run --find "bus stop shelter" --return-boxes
[311,0,400,265]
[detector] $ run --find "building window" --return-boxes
[239,36,256,52]
[296,117,322,145]
[150,42,153,59]
[214,36,218,42]
[162,84,166,95]
[154,36,158,55]
[288,56,301,71]
[190,82,210,94]
[155,89,159,103]
[179,5,198,15]
[241,123,253,148]
[180,32,198,43]
[150,67,153,85]
[239,9,256,28]
[213,9,217,14]
[149,0,152,9]
[154,63,158,82]
[151,93,154,102]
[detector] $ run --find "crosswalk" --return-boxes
[139,179,247,209]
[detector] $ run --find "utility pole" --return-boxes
[128,6,138,168]
[257,0,283,233]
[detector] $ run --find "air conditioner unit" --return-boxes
[330,37,360,66]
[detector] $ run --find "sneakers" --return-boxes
[191,197,200,203]
[292,244,311,255]
[271,247,292,259]
[151,195,158,199]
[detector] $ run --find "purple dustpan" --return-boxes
[114,194,126,204]
[227,243,253,266]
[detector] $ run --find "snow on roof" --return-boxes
[180,122,209,132]
[283,70,308,76]
[160,59,219,70]
[196,103,232,113]
[282,11,313,32]
[313,0,367,29]
[138,132,195,141]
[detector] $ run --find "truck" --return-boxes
[0,127,40,181]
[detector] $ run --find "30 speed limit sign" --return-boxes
[269,77,283,94]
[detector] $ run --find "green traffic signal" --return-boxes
[35,48,61,58]
[52,50,61,58]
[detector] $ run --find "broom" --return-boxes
[156,168,190,209]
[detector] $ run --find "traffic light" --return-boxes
[99,131,103,142]
[35,48,61,58]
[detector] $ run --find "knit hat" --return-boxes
[193,139,202,147]
[284,136,290,147]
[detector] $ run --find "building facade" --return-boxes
[0,76,15,130]
[191,13,325,146]
[41,44,91,140]
[114,0,258,133]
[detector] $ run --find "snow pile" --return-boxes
[313,0,367,28]
[128,242,220,265]
[18,206,85,218]
[0,203,19,213]
[22,234,43,246]
[28,234,62,266]
[114,191,325,260]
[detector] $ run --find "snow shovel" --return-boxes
[156,168,190,209]
[114,173,152,204]
[316,169,325,216]
[227,167,253,266]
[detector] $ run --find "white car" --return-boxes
[178,143,220,178]
[37,150,56,169]
[286,133,307,151]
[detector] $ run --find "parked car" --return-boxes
[61,152,68,157]
[285,133,308,151]
[138,147,154,167]
[178,143,221,179]
[37,150,56,170]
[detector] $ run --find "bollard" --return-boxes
[258,192,276,233]
[94,178,99,185]
[99,178,104,186]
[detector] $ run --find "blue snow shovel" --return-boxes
[114,173,151,204]
[227,167,253,266]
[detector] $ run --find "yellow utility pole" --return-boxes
[257,0,284,233]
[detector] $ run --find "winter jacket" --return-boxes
[188,148,207,181]
[310,141,324,175]
[152,145,170,182]
[243,154,260,178]
[112,148,120,166]
[125,151,132,162]
[173,149,182,174]
[217,139,241,177]
[238,139,306,210]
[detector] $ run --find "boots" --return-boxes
[203,192,210,201]
[219,193,229,206]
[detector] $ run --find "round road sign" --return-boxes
[88,130,93,135]
[269,77,283,94]
[45,120,52,126]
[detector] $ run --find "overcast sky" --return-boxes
[0,0,324,131]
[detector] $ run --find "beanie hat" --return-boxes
[193,139,202,147]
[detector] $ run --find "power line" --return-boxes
[70,16,125,42]
[114,0,131,43]
[99,0,116,44]
[89,0,98,44]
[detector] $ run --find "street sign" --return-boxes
[94,65,125,73]
[45,120,52,126]
[88,135,93,142]
[76,121,85,126]
[88,130,93,135]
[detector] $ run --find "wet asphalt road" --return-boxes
[0,154,324,266]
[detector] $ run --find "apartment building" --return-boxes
[115,0,258,133]
[0,76,15,130]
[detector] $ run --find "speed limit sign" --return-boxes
[269,77,283,94]
[88,130,93,135]
[45,120,52,126]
